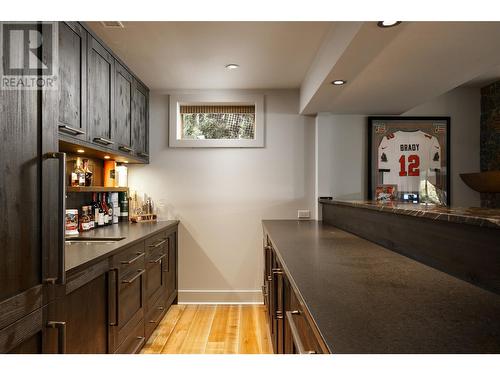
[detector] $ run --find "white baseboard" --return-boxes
[178,289,263,304]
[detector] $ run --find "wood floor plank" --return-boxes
[223,305,241,354]
[256,305,272,354]
[141,304,185,354]
[144,304,272,354]
[178,305,216,354]
[160,304,199,354]
[238,304,260,354]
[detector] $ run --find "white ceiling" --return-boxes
[86,21,331,90]
[87,21,500,114]
[300,22,500,114]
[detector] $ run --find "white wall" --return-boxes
[315,114,367,217]
[128,89,316,303]
[315,87,481,208]
[403,87,481,207]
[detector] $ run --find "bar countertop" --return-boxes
[262,219,500,353]
[65,221,179,274]
[318,199,500,229]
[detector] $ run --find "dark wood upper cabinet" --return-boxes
[114,61,133,152]
[131,78,149,160]
[87,36,115,147]
[0,22,62,354]
[57,22,87,140]
[56,23,150,162]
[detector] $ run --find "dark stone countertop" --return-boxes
[319,199,500,229]
[263,219,500,353]
[65,221,179,274]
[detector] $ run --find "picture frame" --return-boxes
[368,116,451,206]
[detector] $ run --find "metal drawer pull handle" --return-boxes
[131,336,146,354]
[286,311,317,355]
[59,125,85,136]
[149,306,165,324]
[264,245,272,251]
[93,137,115,145]
[149,238,167,248]
[137,152,149,158]
[119,145,132,152]
[43,152,66,286]
[121,269,145,284]
[109,268,119,326]
[149,253,166,264]
[121,252,144,265]
[47,321,67,354]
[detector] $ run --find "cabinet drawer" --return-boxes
[145,232,168,253]
[145,295,166,340]
[286,291,325,354]
[114,319,145,354]
[115,241,145,275]
[145,252,167,307]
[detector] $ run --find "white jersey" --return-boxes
[378,130,441,193]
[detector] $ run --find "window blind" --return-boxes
[180,105,255,114]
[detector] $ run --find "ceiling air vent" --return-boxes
[101,21,124,28]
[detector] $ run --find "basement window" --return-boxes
[169,94,265,148]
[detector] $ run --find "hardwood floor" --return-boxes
[141,304,273,354]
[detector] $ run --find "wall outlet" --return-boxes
[297,209,311,219]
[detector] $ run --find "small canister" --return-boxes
[65,209,79,236]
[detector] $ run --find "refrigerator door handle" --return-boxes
[43,152,66,285]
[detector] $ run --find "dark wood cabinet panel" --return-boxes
[263,238,326,355]
[58,22,87,140]
[109,243,146,352]
[56,22,150,163]
[51,273,108,353]
[114,61,133,151]
[166,232,178,299]
[131,78,149,159]
[87,36,114,146]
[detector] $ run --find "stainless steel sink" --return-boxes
[65,237,125,245]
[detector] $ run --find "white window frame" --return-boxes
[169,93,265,148]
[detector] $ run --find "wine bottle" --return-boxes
[92,193,100,227]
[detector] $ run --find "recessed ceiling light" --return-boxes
[377,21,401,28]
[76,149,85,153]
[104,155,110,159]
[225,64,240,70]
[123,160,129,164]
[331,80,347,86]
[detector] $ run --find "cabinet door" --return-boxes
[0,22,61,337]
[114,61,133,153]
[165,232,177,299]
[0,304,63,354]
[87,36,115,147]
[57,22,87,140]
[131,78,149,159]
[46,273,108,353]
[109,245,146,352]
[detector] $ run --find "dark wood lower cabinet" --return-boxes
[0,226,179,354]
[263,236,327,354]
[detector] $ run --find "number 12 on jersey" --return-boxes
[399,155,420,177]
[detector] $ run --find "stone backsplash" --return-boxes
[480,81,500,208]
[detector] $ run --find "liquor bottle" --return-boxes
[101,193,110,225]
[97,193,105,227]
[71,158,86,187]
[92,193,100,227]
[82,159,93,187]
[111,192,119,224]
[87,205,95,229]
[119,191,129,222]
[79,206,92,232]
[106,193,113,225]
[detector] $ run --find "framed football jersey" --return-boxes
[368,117,450,206]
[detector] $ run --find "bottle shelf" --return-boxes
[67,186,129,193]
